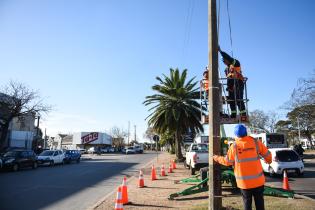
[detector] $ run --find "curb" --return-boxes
[88,153,164,210]
[294,193,315,202]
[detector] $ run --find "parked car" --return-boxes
[134,145,144,154]
[87,147,96,154]
[185,143,209,175]
[64,150,81,163]
[37,150,65,166]
[100,147,109,153]
[2,150,38,172]
[78,149,87,154]
[125,147,136,154]
[261,148,304,177]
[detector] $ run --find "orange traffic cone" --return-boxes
[138,170,145,188]
[168,164,173,173]
[151,165,157,180]
[121,176,129,204]
[114,186,123,210]
[160,164,166,176]
[172,160,176,169]
[282,170,290,190]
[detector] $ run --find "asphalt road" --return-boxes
[266,152,315,199]
[0,151,158,210]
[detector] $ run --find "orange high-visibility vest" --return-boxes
[227,65,244,81]
[216,136,272,189]
[203,79,209,91]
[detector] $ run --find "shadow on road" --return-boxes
[0,160,136,210]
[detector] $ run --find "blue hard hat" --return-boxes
[234,124,247,137]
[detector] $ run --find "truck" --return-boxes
[184,143,209,175]
[250,133,287,149]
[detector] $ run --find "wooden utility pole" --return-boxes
[208,0,221,209]
[128,121,130,145]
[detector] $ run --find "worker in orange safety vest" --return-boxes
[202,67,209,92]
[219,47,246,118]
[213,124,272,210]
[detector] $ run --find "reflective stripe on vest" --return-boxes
[235,171,264,180]
[225,156,234,164]
[261,150,271,159]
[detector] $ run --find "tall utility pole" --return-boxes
[208,0,222,209]
[297,116,301,142]
[44,128,47,149]
[134,125,137,142]
[128,121,130,145]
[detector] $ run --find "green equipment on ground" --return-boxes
[264,186,294,198]
[168,177,209,200]
[174,173,202,184]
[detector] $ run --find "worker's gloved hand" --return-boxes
[213,155,219,162]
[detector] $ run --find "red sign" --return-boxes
[81,132,99,144]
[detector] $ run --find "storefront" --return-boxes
[73,132,112,151]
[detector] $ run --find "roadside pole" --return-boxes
[208,0,222,209]
[153,135,160,162]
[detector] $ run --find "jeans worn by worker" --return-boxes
[240,185,265,210]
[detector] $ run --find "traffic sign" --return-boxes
[153,135,160,142]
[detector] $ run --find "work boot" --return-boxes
[220,112,230,118]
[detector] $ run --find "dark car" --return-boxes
[2,150,38,172]
[64,150,81,164]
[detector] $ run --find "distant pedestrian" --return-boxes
[213,124,272,210]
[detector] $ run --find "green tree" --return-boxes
[143,68,203,161]
[287,105,315,142]
[159,129,175,154]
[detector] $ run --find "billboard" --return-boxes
[81,132,99,144]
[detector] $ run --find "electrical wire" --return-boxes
[181,0,195,66]
[227,0,233,57]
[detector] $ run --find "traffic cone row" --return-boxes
[151,165,157,180]
[115,160,176,208]
[114,186,123,210]
[121,176,128,204]
[138,170,145,188]
[160,164,166,176]
[168,164,173,173]
[172,159,176,169]
[282,170,290,190]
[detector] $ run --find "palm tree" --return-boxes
[143,68,204,161]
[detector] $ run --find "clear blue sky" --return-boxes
[0,0,314,140]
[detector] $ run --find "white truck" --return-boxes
[184,143,209,175]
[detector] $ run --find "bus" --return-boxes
[250,133,287,149]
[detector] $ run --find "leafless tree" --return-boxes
[109,126,127,149]
[266,111,280,133]
[249,109,269,131]
[0,81,51,150]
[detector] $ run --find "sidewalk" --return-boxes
[93,151,315,210]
